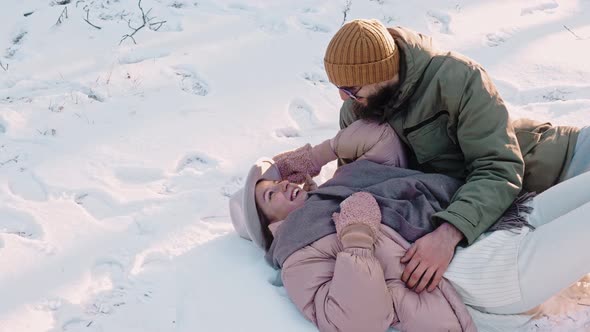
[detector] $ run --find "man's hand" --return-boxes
[400,223,463,293]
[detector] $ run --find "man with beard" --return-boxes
[272,18,585,294]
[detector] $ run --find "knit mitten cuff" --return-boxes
[340,224,375,249]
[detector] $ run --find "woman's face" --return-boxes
[255,179,308,223]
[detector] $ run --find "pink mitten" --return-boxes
[332,192,382,249]
[272,144,321,183]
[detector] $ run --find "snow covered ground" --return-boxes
[0,0,589,331]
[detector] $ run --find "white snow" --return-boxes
[0,0,589,331]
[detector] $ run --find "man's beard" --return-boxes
[352,80,401,122]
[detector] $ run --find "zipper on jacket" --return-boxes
[403,110,449,136]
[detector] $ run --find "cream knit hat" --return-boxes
[324,19,400,87]
[229,158,281,250]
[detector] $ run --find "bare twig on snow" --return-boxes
[84,8,102,29]
[563,25,586,40]
[37,129,57,136]
[149,19,167,31]
[120,0,167,45]
[0,60,7,71]
[342,0,352,26]
[0,155,19,166]
[55,6,68,26]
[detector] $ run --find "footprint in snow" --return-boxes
[299,19,331,33]
[5,31,27,59]
[301,7,319,14]
[287,98,319,131]
[223,4,287,34]
[503,84,590,105]
[382,15,398,25]
[73,259,133,319]
[74,190,147,220]
[83,258,157,318]
[274,126,300,138]
[257,17,288,34]
[226,2,256,12]
[134,251,171,272]
[541,89,571,102]
[168,1,188,9]
[301,71,329,87]
[35,298,63,312]
[156,153,220,195]
[175,152,218,173]
[521,1,559,15]
[172,66,209,96]
[485,30,513,47]
[426,10,452,35]
[8,170,48,201]
[75,191,120,220]
[44,299,103,332]
[0,207,44,240]
[92,259,127,283]
[540,85,590,102]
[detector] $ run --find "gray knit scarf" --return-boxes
[265,160,534,269]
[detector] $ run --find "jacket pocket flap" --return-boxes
[406,113,454,164]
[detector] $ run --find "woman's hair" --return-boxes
[256,206,275,252]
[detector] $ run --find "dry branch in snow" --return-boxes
[84,8,102,29]
[342,0,352,26]
[0,155,19,166]
[120,0,167,45]
[563,25,587,40]
[55,6,68,26]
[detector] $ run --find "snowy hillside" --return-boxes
[0,0,589,331]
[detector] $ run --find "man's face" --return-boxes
[338,74,400,107]
[350,79,402,121]
[338,84,376,106]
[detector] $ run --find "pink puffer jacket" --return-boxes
[274,120,476,332]
[277,224,476,332]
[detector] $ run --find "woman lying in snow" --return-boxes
[229,120,590,332]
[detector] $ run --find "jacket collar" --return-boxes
[384,27,437,115]
[268,220,285,237]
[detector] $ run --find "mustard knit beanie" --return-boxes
[324,19,400,87]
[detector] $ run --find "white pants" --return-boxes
[563,126,590,181]
[476,169,590,314]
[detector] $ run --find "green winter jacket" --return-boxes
[340,27,527,244]
[512,118,579,194]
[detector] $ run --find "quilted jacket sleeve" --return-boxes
[281,241,395,332]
